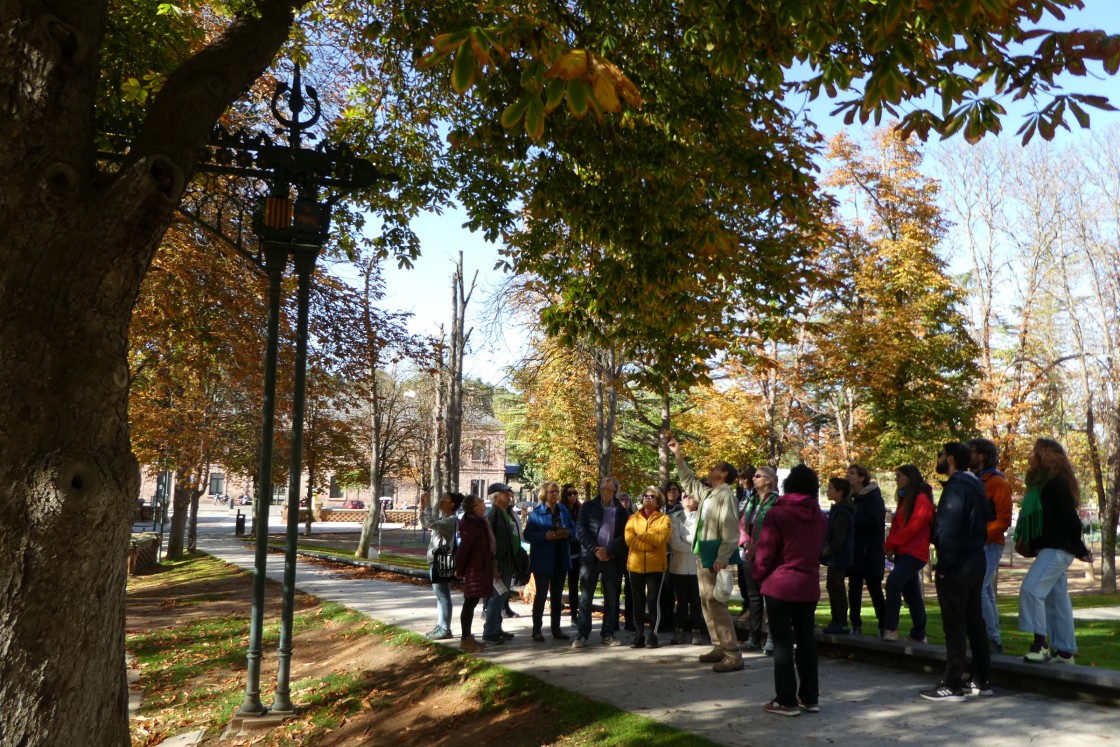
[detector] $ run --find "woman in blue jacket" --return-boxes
[525,481,577,641]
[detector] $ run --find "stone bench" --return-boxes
[128,533,161,575]
[813,629,1120,705]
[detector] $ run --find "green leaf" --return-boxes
[566,80,589,117]
[544,78,566,113]
[451,44,476,94]
[1069,100,1091,128]
[500,96,531,129]
[524,94,545,140]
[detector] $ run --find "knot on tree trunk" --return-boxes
[37,14,88,66]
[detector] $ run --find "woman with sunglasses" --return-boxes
[624,486,672,648]
[742,467,780,653]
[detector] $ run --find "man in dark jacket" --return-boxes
[573,476,629,648]
[482,484,521,644]
[922,441,992,702]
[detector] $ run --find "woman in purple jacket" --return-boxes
[753,464,828,717]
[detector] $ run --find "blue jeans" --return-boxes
[432,581,452,632]
[883,554,926,639]
[981,543,1004,644]
[484,570,513,637]
[578,557,621,640]
[1018,547,1077,654]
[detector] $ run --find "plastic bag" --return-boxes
[714,567,736,604]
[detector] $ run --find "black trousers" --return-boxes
[565,555,581,620]
[739,556,765,642]
[934,561,990,689]
[629,571,664,633]
[847,567,885,631]
[670,573,705,633]
[765,596,819,708]
[531,570,567,634]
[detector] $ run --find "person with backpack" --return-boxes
[420,491,463,641]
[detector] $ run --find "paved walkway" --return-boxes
[190,511,1120,747]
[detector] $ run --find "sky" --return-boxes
[371,2,1120,387]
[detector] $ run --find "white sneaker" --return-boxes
[571,636,588,649]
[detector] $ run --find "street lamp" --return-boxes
[187,63,392,719]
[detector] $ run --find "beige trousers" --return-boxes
[697,558,741,660]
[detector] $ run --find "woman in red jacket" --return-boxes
[881,464,935,643]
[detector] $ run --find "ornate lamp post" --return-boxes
[188,64,387,718]
[101,60,390,721]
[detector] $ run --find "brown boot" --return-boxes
[712,654,745,673]
[699,647,725,663]
[459,635,485,653]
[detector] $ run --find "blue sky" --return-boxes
[374,2,1120,386]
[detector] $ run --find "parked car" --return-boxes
[343,499,365,509]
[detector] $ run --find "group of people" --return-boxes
[817,437,1091,702]
[418,434,1091,713]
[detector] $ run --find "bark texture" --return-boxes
[0,2,302,742]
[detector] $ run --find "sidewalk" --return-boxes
[196,524,1120,747]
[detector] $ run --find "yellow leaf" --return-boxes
[591,69,621,113]
[545,50,589,81]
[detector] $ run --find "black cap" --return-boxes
[486,483,513,495]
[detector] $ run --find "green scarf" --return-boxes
[1014,481,1044,544]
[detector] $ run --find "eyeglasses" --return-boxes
[752,474,765,480]
[642,494,658,499]
[548,489,560,495]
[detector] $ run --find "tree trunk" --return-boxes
[590,344,619,480]
[356,397,383,558]
[430,342,448,497]
[445,253,475,493]
[658,392,672,486]
[187,487,202,553]
[0,4,304,741]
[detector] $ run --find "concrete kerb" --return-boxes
[195,532,1120,747]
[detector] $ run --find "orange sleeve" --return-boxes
[987,475,1013,544]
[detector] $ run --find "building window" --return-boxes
[209,473,225,495]
[471,479,485,498]
[471,439,488,462]
[329,475,342,499]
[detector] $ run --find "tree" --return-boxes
[3,1,1117,742]
[812,128,983,467]
[128,221,269,558]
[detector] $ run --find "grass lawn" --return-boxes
[814,592,1120,669]
[127,554,722,747]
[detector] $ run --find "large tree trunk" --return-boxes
[0,3,302,743]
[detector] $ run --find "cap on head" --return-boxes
[486,483,513,495]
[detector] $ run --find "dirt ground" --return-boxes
[126,557,605,747]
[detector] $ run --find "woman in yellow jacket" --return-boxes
[625,486,672,648]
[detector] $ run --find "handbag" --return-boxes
[513,545,531,586]
[1014,537,1037,559]
[430,543,457,583]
